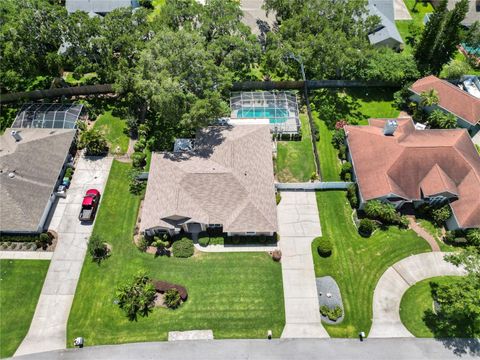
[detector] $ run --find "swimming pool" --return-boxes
[236,107,289,124]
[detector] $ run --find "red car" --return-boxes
[79,189,101,221]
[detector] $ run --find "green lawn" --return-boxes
[345,88,400,125]
[399,276,463,337]
[93,111,129,155]
[68,161,285,346]
[276,114,316,182]
[396,0,434,54]
[312,191,431,337]
[314,114,341,181]
[0,260,50,358]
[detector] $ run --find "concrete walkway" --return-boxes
[408,216,441,252]
[394,0,412,20]
[15,156,113,357]
[369,252,466,338]
[277,191,329,338]
[0,251,53,260]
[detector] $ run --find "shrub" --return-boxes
[364,200,397,223]
[338,144,347,161]
[137,236,148,251]
[276,192,282,205]
[133,138,146,153]
[346,184,358,209]
[116,272,156,321]
[272,249,282,262]
[164,289,182,309]
[310,172,318,181]
[431,205,452,226]
[88,234,110,264]
[65,167,74,179]
[172,238,194,258]
[319,305,343,321]
[466,229,480,247]
[397,215,409,229]
[231,236,241,244]
[331,129,345,149]
[0,234,41,243]
[358,218,376,237]
[198,237,210,247]
[36,233,52,250]
[340,162,352,181]
[78,128,108,156]
[316,237,332,257]
[131,152,147,168]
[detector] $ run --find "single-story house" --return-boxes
[410,75,480,135]
[431,0,480,27]
[140,124,278,238]
[345,117,480,230]
[367,0,404,50]
[66,0,139,16]
[0,128,76,234]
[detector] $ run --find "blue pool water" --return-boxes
[236,107,289,124]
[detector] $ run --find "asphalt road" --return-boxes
[12,338,480,360]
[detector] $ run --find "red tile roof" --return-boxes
[345,117,480,229]
[410,75,480,126]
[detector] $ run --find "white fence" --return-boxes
[275,182,353,190]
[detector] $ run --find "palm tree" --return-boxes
[420,89,439,108]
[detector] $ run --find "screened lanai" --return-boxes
[230,91,300,134]
[12,103,84,129]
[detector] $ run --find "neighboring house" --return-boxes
[345,117,480,230]
[431,0,480,27]
[66,0,139,16]
[0,129,76,234]
[367,0,404,49]
[410,75,480,135]
[140,125,278,238]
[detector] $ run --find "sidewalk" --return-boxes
[407,216,441,252]
[277,191,329,338]
[0,251,53,260]
[14,156,113,357]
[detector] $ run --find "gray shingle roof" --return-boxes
[66,0,139,14]
[0,129,75,233]
[140,125,278,234]
[368,0,403,46]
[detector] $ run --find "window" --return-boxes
[208,224,222,228]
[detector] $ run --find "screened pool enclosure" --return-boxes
[12,103,85,129]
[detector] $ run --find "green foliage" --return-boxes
[276,192,282,205]
[427,110,457,129]
[137,236,148,252]
[420,89,439,107]
[466,229,480,247]
[78,128,109,156]
[152,235,169,251]
[134,138,146,153]
[65,167,74,179]
[430,205,452,226]
[172,238,194,258]
[393,83,413,110]
[164,289,182,309]
[131,152,147,168]
[346,184,358,209]
[310,172,318,181]
[340,162,352,181]
[316,237,332,257]
[88,234,110,264]
[406,22,422,47]
[320,305,343,321]
[358,218,376,237]
[364,200,407,227]
[442,59,473,79]
[35,233,52,250]
[116,272,156,321]
[331,129,346,149]
[128,168,146,195]
[198,237,210,247]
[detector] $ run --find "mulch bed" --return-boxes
[153,280,188,301]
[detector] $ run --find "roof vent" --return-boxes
[11,130,22,142]
[383,120,398,136]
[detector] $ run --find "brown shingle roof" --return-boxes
[346,118,480,229]
[410,75,480,126]
[140,125,278,233]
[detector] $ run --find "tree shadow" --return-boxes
[311,89,364,129]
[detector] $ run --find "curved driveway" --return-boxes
[369,252,466,338]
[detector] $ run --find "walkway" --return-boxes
[12,338,480,360]
[0,251,52,260]
[15,156,113,357]
[394,0,412,20]
[277,191,329,338]
[408,216,441,252]
[369,252,466,338]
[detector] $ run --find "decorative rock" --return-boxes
[168,330,214,341]
[316,276,345,324]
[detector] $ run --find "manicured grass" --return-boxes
[313,114,341,181]
[68,161,285,346]
[312,191,431,337]
[396,0,434,54]
[399,276,462,337]
[93,111,129,155]
[416,219,458,252]
[345,88,400,125]
[0,260,50,358]
[276,114,316,182]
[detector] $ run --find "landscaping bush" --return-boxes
[316,237,333,257]
[78,128,108,156]
[131,152,147,168]
[346,184,358,209]
[331,128,345,149]
[88,234,110,264]
[35,233,52,250]
[276,192,282,205]
[310,171,318,181]
[364,200,397,223]
[466,229,480,247]
[116,272,156,321]
[164,289,182,309]
[272,249,282,262]
[431,205,452,226]
[0,234,42,243]
[358,218,376,237]
[340,162,352,181]
[338,144,347,161]
[198,237,210,247]
[319,305,343,321]
[65,167,74,179]
[133,138,146,153]
[137,236,148,251]
[172,238,194,258]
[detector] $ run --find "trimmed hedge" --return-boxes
[315,237,332,257]
[172,238,194,258]
[198,237,210,247]
[0,234,43,243]
[358,218,375,237]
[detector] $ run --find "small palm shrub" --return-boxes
[137,236,148,252]
[116,272,156,321]
[172,238,194,258]
[316,237,332,257]
[36,233,52,250]
[272,249,282,262]
[88,234,110,264]
[358,218,376,237]
[320,305,343,321]
[164,289,182,309]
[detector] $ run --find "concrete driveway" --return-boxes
[394,0,412,20]
[14,156,113,357]
[369,252,466,338]
[277,191,329,338]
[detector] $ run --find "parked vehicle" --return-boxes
[79,189,101,221]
